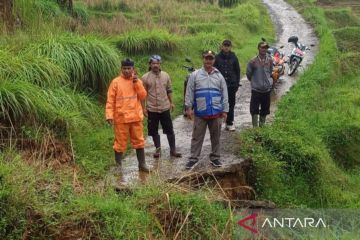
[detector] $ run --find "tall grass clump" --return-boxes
[231,3,260,31]
[86,0,131,12]
[0,77,100,130]
[72,1,90,24]
[0,49,68,87]
[12,0,66,30]
[194,32,224,52]
[27,35,121,94]
[34,0,64,19]
[0,78,44,124]
[113,30,180,54]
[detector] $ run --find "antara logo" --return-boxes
[261,217,327,228]
[238,214,327,234]
[238,213,258,234]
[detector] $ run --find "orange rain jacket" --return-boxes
[106,74,147,123]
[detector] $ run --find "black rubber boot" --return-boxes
[136,148,151,173]
[252,114,259,128]
[259,115,267,127]
[167,134,182,158]
[152,135,161,158]
[115,151,123,167]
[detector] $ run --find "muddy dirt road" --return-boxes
[107,0,319,186]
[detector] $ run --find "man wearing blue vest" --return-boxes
[184,50,229,170]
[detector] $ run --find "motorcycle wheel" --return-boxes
[288,59,299,76]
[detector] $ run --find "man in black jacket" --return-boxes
[214,40,241,131]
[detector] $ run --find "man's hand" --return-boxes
[221,112,227,121]
[170,103,175,112]
[143,109,148,117]
[106,119,114,126]
[186,108,193,120]
[133,74,138,83]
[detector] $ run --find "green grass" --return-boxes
[333,26,360,52]
[325,8,360,28]
[27,34,121,94]
[0,49,68,87]
[0,77,101,135]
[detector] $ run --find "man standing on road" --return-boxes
[105,58,151,172]
[246,41,273,127]
[214,39,241,131]
[184,50,229,170]
[142,55,182,159]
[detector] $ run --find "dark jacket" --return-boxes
[214,51,241,88]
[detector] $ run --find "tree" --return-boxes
[0,0,14,31]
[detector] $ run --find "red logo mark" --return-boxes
[238,213,258,234]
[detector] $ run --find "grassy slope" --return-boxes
[0,0,274,239]
[239,0,360,208]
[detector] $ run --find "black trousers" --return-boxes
[147,110,174,136]
[250,90,271,116]
[226,86,238,126]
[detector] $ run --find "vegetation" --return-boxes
[239,0,360,208]
[0,0,274,239]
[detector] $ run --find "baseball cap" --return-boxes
[202,50,216,58]
[121,58,134,67]
[149,54,162,63]
[258,41,270,49]
[222,39,232,46]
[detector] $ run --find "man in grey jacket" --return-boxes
[184,50,229,170]
[246,41,273,127]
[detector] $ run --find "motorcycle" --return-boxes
[182,58,195,117]
[268,45,286,84]
[287,36,312,76]
[262,38,286,85]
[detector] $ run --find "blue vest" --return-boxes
[194,88,224,117]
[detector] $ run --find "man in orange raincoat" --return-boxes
[105,58,151,172]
